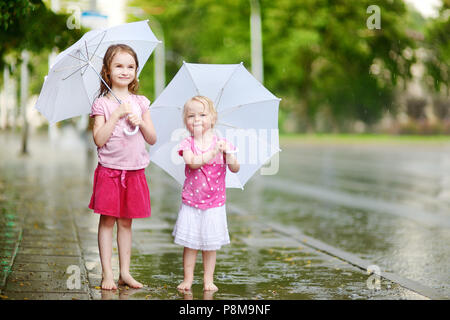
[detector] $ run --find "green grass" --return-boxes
[280,133,450,144]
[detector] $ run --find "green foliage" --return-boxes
[263,0,415,128]
[128,0,252,101]
[0,0,84,69]
[0,0,40,31]
[129,0,418,131]
[423,0,449,94]
[2,0,447,132]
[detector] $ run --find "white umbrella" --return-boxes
[149,62,281,189]
[35,20,161,135]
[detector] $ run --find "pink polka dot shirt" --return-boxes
[178,135,235,210]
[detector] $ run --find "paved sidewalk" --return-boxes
[0,177,427,300]
[0,131,430,300]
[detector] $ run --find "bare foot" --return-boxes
[177,280,193,291]
[203,282,218,291]
[177,288,193,300]
[118,273,143,289]
[101,275,117,290]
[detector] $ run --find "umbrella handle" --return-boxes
[123,112,139,136]
[100,80,140,136]
[123,126,140,136]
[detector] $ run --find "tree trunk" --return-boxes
[250,0,264,84]
[20,50,29,155]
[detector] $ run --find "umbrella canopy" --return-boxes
[35,20,161,125]
[149,62,281,189]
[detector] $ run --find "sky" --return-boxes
[404,0,442,18]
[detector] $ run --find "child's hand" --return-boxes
[217,140,226,153]
[114,103,132,119]
[128,113,142,127]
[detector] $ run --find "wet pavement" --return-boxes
[0,127,448,300]
[254,140,450,298]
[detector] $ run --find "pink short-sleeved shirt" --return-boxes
[90,94,151,170]
[178,135,235,210]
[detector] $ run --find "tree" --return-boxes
[128,0,252,102]
[262,0,416,130]
[0,0,83,68]
[423,0,449,96]
[128,0,418,132]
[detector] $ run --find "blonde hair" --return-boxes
[183,95,218,128]
[98,44,139,98]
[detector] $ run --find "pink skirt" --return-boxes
[89,163,151,219]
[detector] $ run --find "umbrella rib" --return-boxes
[214,63,242,111]
[62,62,89,80]
[85,29,108,46]
[92,53,103,60]
[90,31,107,62]
[84,40,90,61]
[78,48,88,62]
[86,60,122,104]
[62,49,90,80]
[183,63,200,95]
[80,63,90,77]
[217,98,280,117]
[68,53,88,63]
[216,121,241,130]
[53,63,88,73]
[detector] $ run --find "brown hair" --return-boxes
[183,96,218,128]
[98,44,139,98]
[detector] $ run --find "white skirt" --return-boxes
[172,203,230,251]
